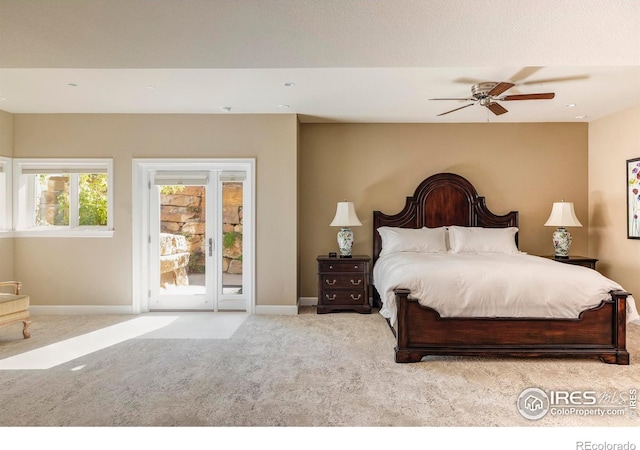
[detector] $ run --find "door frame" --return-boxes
[132,158,255,314]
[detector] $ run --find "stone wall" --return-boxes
[38,175,69,225]
[160,186,206,274]
[160,183,243,276]
[221,183,243,275]
[159,233,190,287]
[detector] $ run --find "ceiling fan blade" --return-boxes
[436,103,475,116]
[501,93,555,101]
[519,75,589,85]
[486,102,508,115]
[429,97,476,101]
[487,82,515,97]
[453,77,486,85]
[508,67,544,83]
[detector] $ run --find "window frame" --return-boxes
[0,156,12,235]
[13,158,114,237]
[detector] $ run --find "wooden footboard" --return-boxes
[393,288,630,365]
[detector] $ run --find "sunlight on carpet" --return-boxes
[0,311,248,370]
[0,316,178,370]
[136,311,249,340]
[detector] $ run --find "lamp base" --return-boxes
[337,227,354,258]
[552,227,572,258]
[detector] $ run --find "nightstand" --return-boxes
[543,255,598,270]
[317,255,371,314]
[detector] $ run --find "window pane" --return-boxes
[16,159,112,232]
[79,173,108,226]
[36,174,69,226]
[222,181,243,294]
[159,185,206,295]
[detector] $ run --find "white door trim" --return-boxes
[132,158,255,314]
[148,177,216,310]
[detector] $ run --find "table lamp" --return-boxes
[329,201,362,258]
[544,200,583,258]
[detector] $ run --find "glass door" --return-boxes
[149,172,215,310]
[218,175,246,310]
[132,159,254,314]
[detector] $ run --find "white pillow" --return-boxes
[378,226,447,256]
[448,226,519,254]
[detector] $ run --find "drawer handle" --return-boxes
[329,265,333,269]
[350,279,362,286]
[350,294,362,300]
[325,294,336,300]
[325,279,337,286]
[354,265,359,269]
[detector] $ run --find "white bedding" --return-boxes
[373,252,640,327]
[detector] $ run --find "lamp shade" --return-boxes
[544,202,583,227]
[330,201,362,227]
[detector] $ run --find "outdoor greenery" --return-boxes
[79,174,108,225]
[48,174,108,226]
[223,231,242,249]
[160,185,186,195]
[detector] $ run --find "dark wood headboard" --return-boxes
[372,173,518,264]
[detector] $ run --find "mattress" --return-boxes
[373,252,640,327]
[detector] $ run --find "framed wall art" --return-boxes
[628,157,640,239]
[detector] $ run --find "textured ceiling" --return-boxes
[0,0,639,122]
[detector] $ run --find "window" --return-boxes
[0,157,11,232]
[13,159,113,236]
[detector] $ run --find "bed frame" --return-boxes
[372,172,630,365]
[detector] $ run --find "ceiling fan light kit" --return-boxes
[431,81,555,117]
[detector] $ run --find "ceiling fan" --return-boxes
[430,81,555,117]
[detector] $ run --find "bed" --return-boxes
[372,172,638,364]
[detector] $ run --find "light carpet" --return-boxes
[0,306,638,429]
[137,311,249,339]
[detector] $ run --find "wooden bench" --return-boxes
[0,281,31,339]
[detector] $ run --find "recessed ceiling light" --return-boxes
[221,106,232,112]
[565,103,576,108]
[0,96,6,101]
[283,82,295,87]
[145,85,156,90]
[278,104,290,109]
[66,83,78,87]
[575,115,588,120]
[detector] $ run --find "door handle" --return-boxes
[208,238,213,257]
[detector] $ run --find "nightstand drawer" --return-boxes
[317,255,371,314]
[321,290,366,305]
[321,274,366,289]
[319,261,367,273]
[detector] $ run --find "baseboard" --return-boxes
[298,297,318,306]
[31,304,306,316]
[30,305,135,315]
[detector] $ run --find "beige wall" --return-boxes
[299,122,589,297]
[12,114,298,308]
[0,110,14,281]
[8,111,633,307]
[589,104,640,298]
[0,111,12,158]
